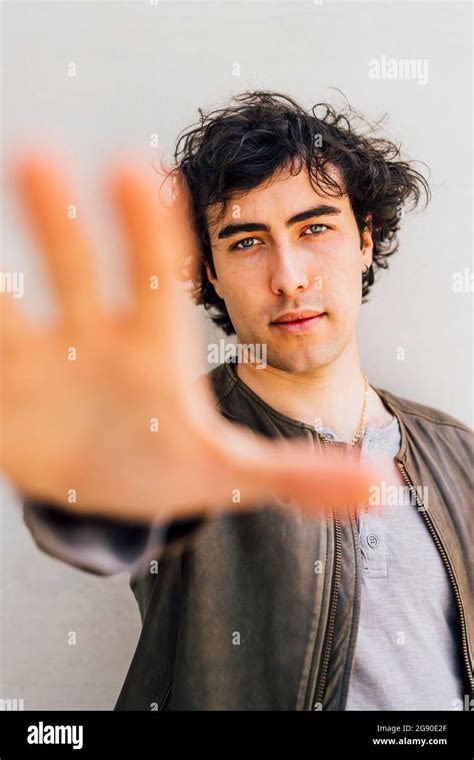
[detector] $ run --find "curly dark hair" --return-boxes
[171,90,430,336]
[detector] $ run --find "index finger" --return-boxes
[108,161,200,334]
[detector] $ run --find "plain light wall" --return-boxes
[1,0,472,710]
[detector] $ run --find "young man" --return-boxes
[2,92,472,711]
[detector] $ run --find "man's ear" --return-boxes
[205,263,224,299]
[361,213,374,269]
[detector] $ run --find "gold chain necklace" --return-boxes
[318,373,370,448]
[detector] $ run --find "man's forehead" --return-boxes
[206,163,347,231]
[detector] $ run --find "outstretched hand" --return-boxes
[0,154,380,524]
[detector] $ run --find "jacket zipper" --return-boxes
[160,683,172,711]
[312,437,343,709]
[397,461,474,696]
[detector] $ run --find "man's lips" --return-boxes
[271,309,325,323]
[270,310,327,335]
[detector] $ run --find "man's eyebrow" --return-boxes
[216,204,341,240]
[287,205,341,226]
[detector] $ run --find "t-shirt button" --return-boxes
[366,534,379,549]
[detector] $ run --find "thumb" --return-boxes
[228,432,381,516]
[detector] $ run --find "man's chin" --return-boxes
[264,344,339,375]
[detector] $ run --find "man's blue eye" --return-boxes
[304,224,327,235]
[233,237,259,250]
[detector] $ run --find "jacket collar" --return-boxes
[221,360,409,462]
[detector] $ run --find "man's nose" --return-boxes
[270,246,310,297]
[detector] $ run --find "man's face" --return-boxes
[206,165,373,374]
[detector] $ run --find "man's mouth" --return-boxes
[270,310,326,335]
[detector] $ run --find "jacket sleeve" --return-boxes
[22,497,205,577]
